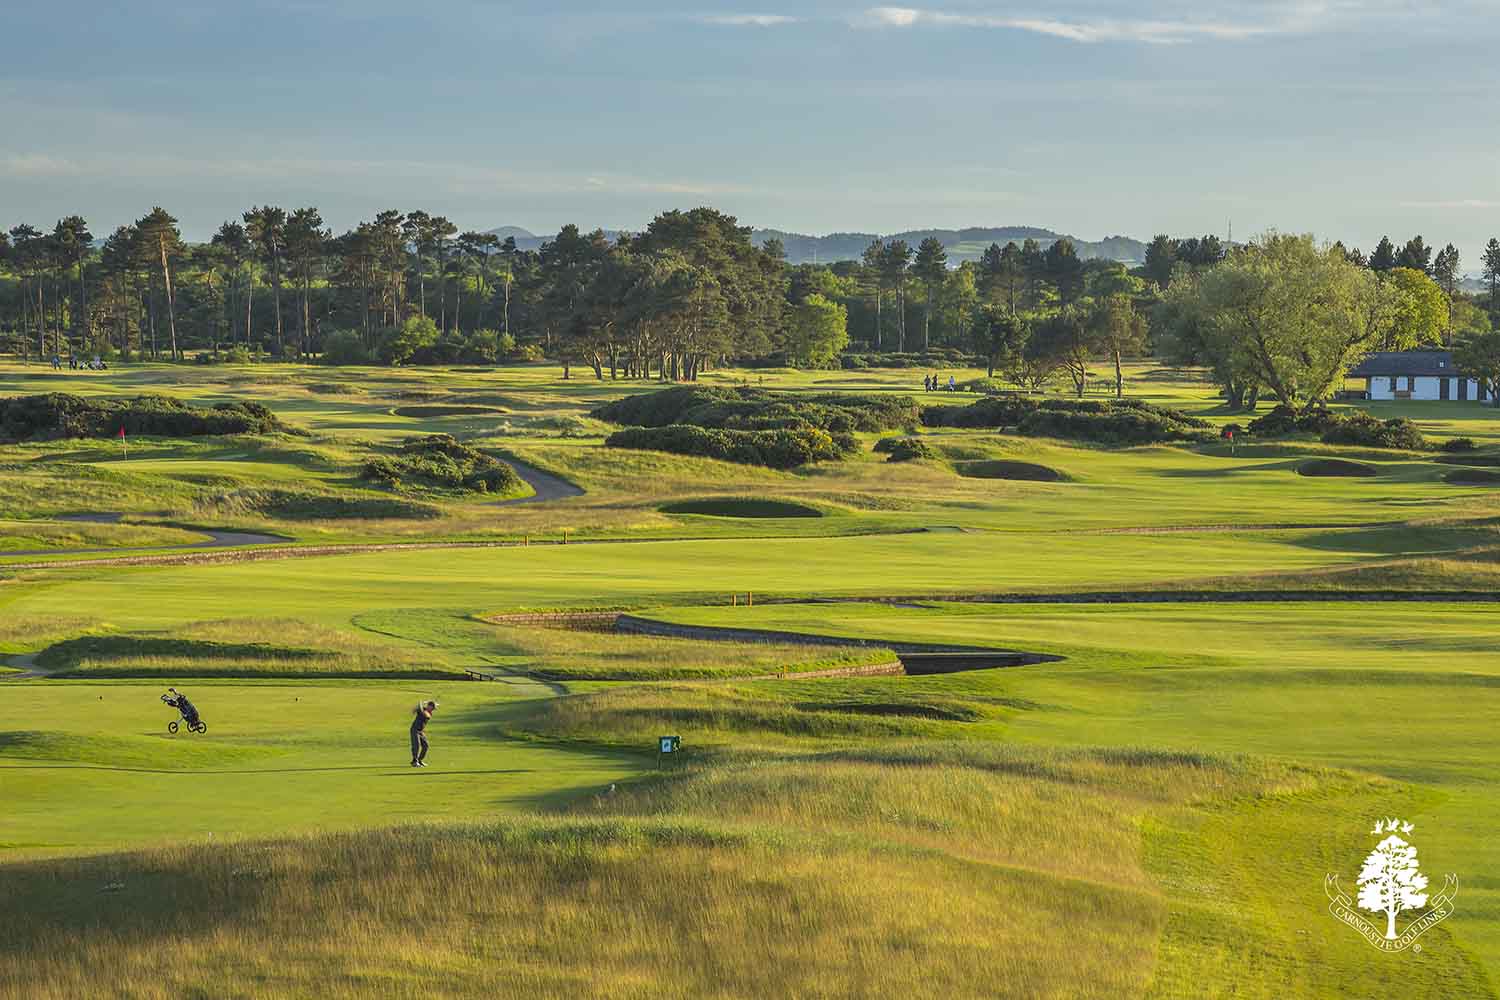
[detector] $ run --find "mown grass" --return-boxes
[1,744,1488,998]
[31,619,462,679]
[351,606,892,681]
[6,360,1500,995]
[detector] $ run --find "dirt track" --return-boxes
[490,459,584,506]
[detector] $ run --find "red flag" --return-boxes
[118,426,126,439]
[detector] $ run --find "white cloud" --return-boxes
[0,150,747,198]
[1,152,83,177]
[698,14,802,27]
[1399,199,1500,210]
[855,4,1333,43]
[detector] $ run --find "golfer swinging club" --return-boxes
[410,700,437,767]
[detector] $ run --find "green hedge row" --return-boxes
[0,393,288,442]
[605,424,856,469]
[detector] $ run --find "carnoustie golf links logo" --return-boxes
[1324,818,1458,953]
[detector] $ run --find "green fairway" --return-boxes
[0,679,639,856]
[5,360,1500,997]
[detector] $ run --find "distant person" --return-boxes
[947,375,957,391]
[410,700,437,767]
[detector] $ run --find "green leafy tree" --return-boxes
[380,314,440,365]
[785,294,848,368]
[1091,289,1148,397]
[1385,267,1449,348]
[1181,233,1390,405]
[1455,332,1500,407]
[969,304,1027,378]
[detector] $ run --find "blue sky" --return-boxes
[3,1,1499,264]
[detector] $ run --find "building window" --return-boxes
[1406,376,1416,391]
[1389,376,1398,391]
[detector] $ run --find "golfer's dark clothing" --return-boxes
[410,709,431,762]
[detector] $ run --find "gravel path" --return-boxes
[489,459,584,506]
[0,653,43,681]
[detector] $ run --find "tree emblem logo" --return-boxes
[1325,818,1458,952]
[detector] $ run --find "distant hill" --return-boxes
[485,224,1147,265]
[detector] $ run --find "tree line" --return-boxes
[5,205,1498,399]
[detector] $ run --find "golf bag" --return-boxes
[161,689,207,735]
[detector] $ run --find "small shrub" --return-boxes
[884,438,935,462]
[360,434,524,494]
[604,424,847,469]
[1248,405,1425,450]
[593,386,918,435]
[0,393,290,443]
[1247,404,1338,437]
[1441,437,1478,452]
[320,331,375,366]
[922,396,1212,445]
[1319,413,1425,450]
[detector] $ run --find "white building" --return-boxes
[1347,351,1488,403]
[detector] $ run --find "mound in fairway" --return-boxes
[1443,468,1500,484]
[955,459,1066,482]
[660,497,823,518]
[1297,458,1378,477]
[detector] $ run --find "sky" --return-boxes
[3,0,1499,264]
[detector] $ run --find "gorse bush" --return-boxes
[1248,404,1426,449]
[361,434,524,494]
[921,396,1213,445]
[880,438,936,462]
[1246,404,1338,437]
[0,393,289,442]
[593,386,918,435]
[605,424,856,469]
[1319,413,1426,449]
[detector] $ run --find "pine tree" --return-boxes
[1144,234,1177,289]
[1485,238,1500,320]
[912,237,948,350]
[1396,235,1432,273]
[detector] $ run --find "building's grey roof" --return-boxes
[1347,351,1463,378]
